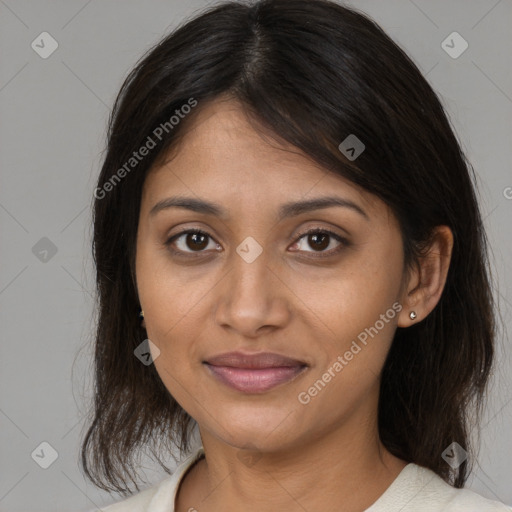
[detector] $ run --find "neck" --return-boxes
[176,402,408,512]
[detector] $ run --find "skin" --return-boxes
[135,97,453,512]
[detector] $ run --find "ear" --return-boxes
[397,225,454,327]
[139,309,146,330]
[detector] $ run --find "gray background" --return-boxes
[0,0,511,510]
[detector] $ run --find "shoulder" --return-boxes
[443,487,512,512]
[92,445,205,512]
[98,483,162,512]
[366,463,511,512]
[416,465,511,512]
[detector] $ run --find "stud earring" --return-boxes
[409,311,417,320]
[139,309,144,319]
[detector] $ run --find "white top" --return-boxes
[95,445,511,512]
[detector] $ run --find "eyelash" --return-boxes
[165,227,349,259]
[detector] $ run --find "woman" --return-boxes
[81,0,511,510]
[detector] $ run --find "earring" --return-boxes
[139,309,144,319]
[409,311,417,320]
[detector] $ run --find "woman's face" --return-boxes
[136,98,411,452]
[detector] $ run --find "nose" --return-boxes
[213,246,291,338]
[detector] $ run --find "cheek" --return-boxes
[147,309,205,415]
[286,250,402,341]
[136,238,213,331]
[285,244,403,399]
[136,248,215,396]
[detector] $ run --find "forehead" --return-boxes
[142,98,379,219]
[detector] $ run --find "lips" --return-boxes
[204,351,307,369]
[203,351,308,393]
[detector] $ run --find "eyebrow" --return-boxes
[149,195,369,221]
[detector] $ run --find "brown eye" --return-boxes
[184,232,209,251]
[166,229,218,254]
[291,228,348,257]
[306,232,330,251]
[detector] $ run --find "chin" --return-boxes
[204,404,300,451]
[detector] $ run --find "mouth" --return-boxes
[202,351,308,393]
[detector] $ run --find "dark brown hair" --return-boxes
[81,0,496,495]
